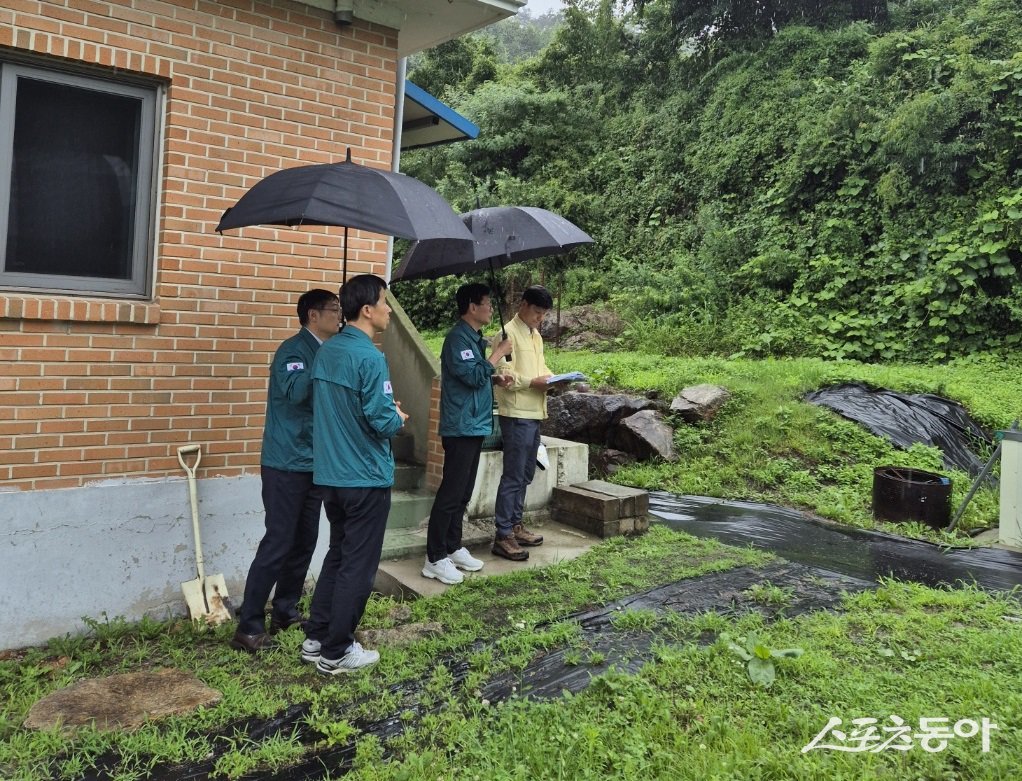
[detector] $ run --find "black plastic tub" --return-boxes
[872,466,952,529]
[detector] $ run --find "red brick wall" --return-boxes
[0,0,398,489]
[425,376,443,490]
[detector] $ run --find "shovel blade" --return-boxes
[203,574,234,626]
[182,576,234,626]
[181,578,209,622]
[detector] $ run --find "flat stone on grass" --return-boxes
[24,667,221,734]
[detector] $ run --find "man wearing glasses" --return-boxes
[231,289,341,652]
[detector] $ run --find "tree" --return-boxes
[630,0,889,55]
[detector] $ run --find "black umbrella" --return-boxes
[392,205,593,337]
[215,149,473,280]
[391,206,593,283]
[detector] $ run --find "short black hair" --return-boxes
[521,284,553,310]
[340,274,388,322]
[456,283,491,316]
[297,289,339,325]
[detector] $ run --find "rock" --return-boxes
[590,447,635,476]
[542,392,659,443]
[24,668,221,733]
[610,410,677,461]
[670,384,731,423]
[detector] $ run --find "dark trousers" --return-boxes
[238,466,322,635]
[494,416,541,537]
[306,486,391,659]
[426,435,484,563]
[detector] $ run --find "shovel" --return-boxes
[177,444,234,625]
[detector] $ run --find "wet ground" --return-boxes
[648,492,1022,592]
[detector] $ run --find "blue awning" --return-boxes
[401,81,479,151]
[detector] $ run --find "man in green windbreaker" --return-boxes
[301,274,408,675]
[421,283,512,586]
[231,288,340,654]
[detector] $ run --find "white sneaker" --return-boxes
[301,638,321,663]
[449,547,484,572]
[316,642,380,675]
[421,556,464,585]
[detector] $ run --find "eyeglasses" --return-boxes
[316,306,341,313]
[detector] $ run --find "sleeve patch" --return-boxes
[285,361,305,371]
[383,380,393,395]
[460,349,475,360]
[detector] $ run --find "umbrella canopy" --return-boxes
[391,206,593,282]
[215,150,473,279]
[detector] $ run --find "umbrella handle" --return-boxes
[488,257,511,361]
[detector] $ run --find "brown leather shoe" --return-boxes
[230,630,276,653]
[492,534,529,561]
[268,615,307,635]
[512,523,544,546]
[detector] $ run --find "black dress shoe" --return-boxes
[268,615,307,635]
[230,630,276,653]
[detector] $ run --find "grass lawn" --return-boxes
[3,526,1021,780]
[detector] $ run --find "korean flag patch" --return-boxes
[286,361,305,371]
[383,380,393,395]
[460,349,474,360]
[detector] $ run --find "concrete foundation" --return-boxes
[0,475,330,649]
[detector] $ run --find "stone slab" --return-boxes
[572,480,650,516]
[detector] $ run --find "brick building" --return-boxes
[0,0,522,648]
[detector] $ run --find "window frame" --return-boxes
[0,60,162,299]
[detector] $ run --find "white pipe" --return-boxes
[1000,431,1022,548]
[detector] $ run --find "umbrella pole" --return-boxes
[488,257,506,336]
[342,225,349,282]
[556,255,563,349]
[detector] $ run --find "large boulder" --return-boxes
[543,392,659,443]
[610,409,677,461]
[670,384,731,423]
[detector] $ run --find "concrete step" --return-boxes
[386,488,435,530]
[393,461,424,491]
[374,516,602,600]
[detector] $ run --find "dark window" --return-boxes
[0,63,160,297]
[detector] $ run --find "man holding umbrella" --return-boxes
[421,283,512,585]
[491,285,556,561]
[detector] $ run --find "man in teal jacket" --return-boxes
[421,283,511,585]
[231,289,340,653]
[301,274,408,674]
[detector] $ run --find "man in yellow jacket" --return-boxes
[492,285,556,561]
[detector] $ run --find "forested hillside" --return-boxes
[395,0,1022,363]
